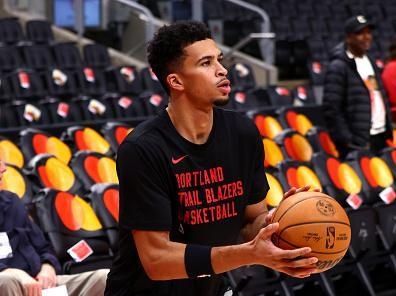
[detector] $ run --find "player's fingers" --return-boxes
[284,257,318,268]
[283,187,297,199]
[295,185,311,193]
[258,222,279,239]
[280,247,312,260]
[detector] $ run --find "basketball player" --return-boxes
[105,21,318,296]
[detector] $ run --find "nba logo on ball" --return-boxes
[271,192,351,272]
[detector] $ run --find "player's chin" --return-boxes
[213,96,230,107]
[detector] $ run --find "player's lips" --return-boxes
[216,79,231,94]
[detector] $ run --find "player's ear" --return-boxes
[167,74,184,91]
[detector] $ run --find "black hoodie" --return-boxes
[323,42,392,152]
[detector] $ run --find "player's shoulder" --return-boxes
[216,108,258,136]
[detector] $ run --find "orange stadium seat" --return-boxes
[306,126,340,158]
[27,154,83,194]
[0,136,24,168]
[251,111,284,140]
[346,150,395,204]
[70,151,118,191]
[102,122,133,152]
[20,128,72,164]
[88,183,120,252]
[0,163,32,204]
[34,189,113,273]
[274,130,313,162]
[262,138,284,169]
[312,152,364,207]
[62,126,113,156]
[277,159,322,191]
[264,170,284,208]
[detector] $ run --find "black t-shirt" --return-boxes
[105,108,269,296]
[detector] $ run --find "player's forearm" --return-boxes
[240,212,267,242]
[142,240,255,280]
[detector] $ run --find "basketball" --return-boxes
[271,191,351,272]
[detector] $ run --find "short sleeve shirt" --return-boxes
[105,108,269,296]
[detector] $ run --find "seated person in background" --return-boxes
[0,159,109,296]
[382,39,396,109]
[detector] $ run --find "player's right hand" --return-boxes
[250,223,318,278]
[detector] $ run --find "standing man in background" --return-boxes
[323,15,393,157]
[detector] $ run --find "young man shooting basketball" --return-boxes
[105,21,318,296]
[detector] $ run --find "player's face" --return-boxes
[346,27,372,57]
[177,39,231,106]
[0,159,6,185]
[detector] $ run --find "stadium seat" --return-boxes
[0,136,24,168]
[40,97,84,124]
[34,189,113,273]
[53,42,83,70]
[104,95,146,119]
[19,128,72,164]
[265,86,293,106]
[227,265,292,296]
[228,62,257,90]
[75,67,107,97]
[27,154,83,194]
[346,150,395,205]
[306,126,340,158]
[0,162,32,204]
[139,91,168,116]
[83,43,112,70]
[105,65,144,96]
[88,183,120,252]
[140,67,166,95]
[308,61,327,85]
[70,151,118,191]
[278,105,327,132]
[380,146,396,174]
[62,126,113,156]
[312,152,364,207]
[22,44,56,71]
[7,69,46,100]
[101,122,133,152]
[9,101,52,127]
[0,46,24,74]
[0,17,24,45]
[275,130,314,162]
[291,85,317,106]
[25,19,54,44]
[262,138,284,169]
[277,159,323,191]
[44,68,79,98]
[73,96,114,121]
[264,170,284,208]
[228,88,270,111]
[252,110,284,140]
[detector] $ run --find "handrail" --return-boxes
[113,0,155,43]
[224,0,274,64]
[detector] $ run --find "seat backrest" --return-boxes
[0,46,23,72]
[53,42,83,69]
[34,189,111,263]
[23,44,55,70]
[9,69,46,99]
[0,17,24,44]
[88,183,119,251]
[106,65,143,96]
[26,20,54,44]
[228,62,256,91]
[83,43,111,69]
[101,122,133,152]
[140,67,166,95]
[0,162,32,204]
[70,150,118,191]
[274,129,314,162]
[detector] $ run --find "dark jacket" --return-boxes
[0,190,61,277]
[323,43,392,150]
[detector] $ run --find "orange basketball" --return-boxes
[271,191,351,272]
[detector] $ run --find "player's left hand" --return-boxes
[36,263,57,289]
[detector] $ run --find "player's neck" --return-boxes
[166,101,213,145]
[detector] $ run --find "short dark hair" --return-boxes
[147,21,212,95]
